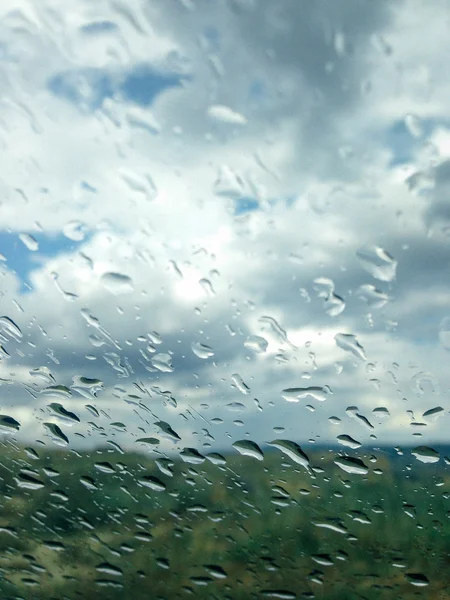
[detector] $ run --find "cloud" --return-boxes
[1,0,450,456]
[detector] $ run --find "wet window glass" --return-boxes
[0,0,447,598]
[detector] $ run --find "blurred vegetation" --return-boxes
[0,439,448,599]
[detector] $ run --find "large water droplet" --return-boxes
[208,104,247,125]
[0,415,20,433]
[151,353,174,373]
[337,435,361,449]
[191,342,214,359]
[19,233,39,251]
[335,333,366,360]
[231,373,251,395]
[233,440,264,460]
[281,386,329,402]
[100,272,134,295]
[269,440,311,472]
[139,475,166,491]
[412,446,440,464]
[356,245,397,282]
[405,573,429,587]
[244,335,268,353]
[334,455,368,475]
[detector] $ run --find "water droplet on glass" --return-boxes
[154,421,181,442]
[207,104,247,125]
[180,448,205,464]
[335,333,366,360]
[16,472,45,490]
[19,233,39,251]
[281,386,329,402]
[139,475,166,492]
[47,403,80,424]
[337,435,361,449]
[0,415,20,433]
[199,278,216,296]
[269,440,311,472]
[100,272,134,295]
[191,342,214,359]
[412,446,440,464]
[244,335,268,353]
[356,245,397,282]
[232,440,264,460]
[63,220,87,241]
[151,353,174,373]
[422,406,444,420]
[334,456,368,475]
[96,563,123,577]
[356,284,389,308]
[0,316,23,341]
[405,573,429,587]
[231,373,251,395]
[43,422,69,446]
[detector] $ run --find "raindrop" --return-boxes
[154,421,181,442]
[47,403,80,424]
[334,456,368,475]
[151,353,174,373]
[244,335,268,353]
[281,386,329,402]
[232,440,264,460]
[207,104,247,125]
[96,563,123,577]
[191,342,214,359]
[0,316,23,341]
[139,475,166,492]
[41,385,72,400]
[0,415,20,433]
[269,440,311,472]
[356,284,389,308]
[63,220,87,241]
[335,333,366,360]
[337,435,361,449]
[204,564,227,579]
[231,373,250,395]
[15,472,45,490]
[199,278,216,296]
[412,446,440,464]
[422,406,444,420]
[100,272,134,295]
[405,573,429,587]
[136,437,160,447]
[19,233,39,251]
[356,245,397,282]
[43,422,69,446]
[180,448,205,464]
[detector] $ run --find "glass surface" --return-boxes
[0,1,448,597]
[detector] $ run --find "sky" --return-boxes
[1,0,450,459]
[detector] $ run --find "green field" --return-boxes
[0,441,448,599]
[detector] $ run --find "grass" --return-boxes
[0,441,448,599]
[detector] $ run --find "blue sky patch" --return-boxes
[0,231,87,293]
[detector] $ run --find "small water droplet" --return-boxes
[43,422,69,446]
[0,415,20,433]
[199,278,216,296]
